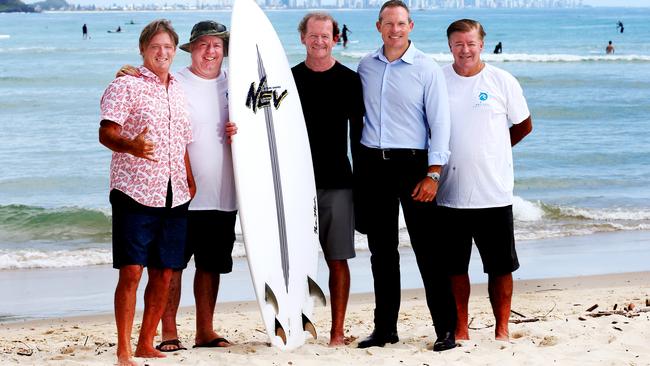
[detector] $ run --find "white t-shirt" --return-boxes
[175,67,237,211]
[437,63,530,209]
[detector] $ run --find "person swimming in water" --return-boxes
[493,41,502,54]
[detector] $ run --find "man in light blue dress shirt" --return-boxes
[355,0,457,352]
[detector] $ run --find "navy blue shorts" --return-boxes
[110,189,189,270]
[439,205,519,276]
[185,210,237,273]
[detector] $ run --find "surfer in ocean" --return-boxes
[438,19,533,342]
[493,41,502,54]
[292,12,364,347]
[355,0,457,352]
[341,24,351,48]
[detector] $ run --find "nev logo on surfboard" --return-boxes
[245,75,288,113]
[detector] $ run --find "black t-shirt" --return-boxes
[291,61,364,189]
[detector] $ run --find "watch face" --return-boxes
[427,172,440,182]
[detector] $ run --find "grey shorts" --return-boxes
[317,189,356,261]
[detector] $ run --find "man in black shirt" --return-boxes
[292,12,364,347]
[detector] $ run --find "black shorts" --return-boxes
[439,205,519,276]
[110,189,189,270]
[185,210,237,273]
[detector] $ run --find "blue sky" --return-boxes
[24,0,650,6]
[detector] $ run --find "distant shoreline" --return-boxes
[7,5,648,15]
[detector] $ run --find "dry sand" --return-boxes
[1,272,649,365]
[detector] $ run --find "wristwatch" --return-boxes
[426,172,440,182]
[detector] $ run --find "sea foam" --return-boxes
[1,198,648,270]
[0,249,112,270]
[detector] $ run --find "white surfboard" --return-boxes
[228,0,326,350]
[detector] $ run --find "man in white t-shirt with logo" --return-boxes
[437,19,533,342]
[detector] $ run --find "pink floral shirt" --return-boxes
[100,66,192,208]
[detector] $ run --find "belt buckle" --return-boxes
[381,149,389,160]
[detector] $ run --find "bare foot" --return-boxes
[134,346,166,359]
[329,334,356,347]
[494,323,510,342]
[495,333,509,341]
[117,354,139,366]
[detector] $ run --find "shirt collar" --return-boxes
[372,41,416,65]
[138,65,177,85]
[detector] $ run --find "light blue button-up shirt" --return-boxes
[357,42,451,166]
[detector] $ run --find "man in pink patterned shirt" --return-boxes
[98,19,195,366]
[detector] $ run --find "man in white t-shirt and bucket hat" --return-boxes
[162,19,238,351]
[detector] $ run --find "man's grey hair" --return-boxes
[298,12,340,39]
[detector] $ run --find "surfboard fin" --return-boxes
[265,283,279,314]
[307,276,326,306]
[302,313,317,339]
[275,318,287,345]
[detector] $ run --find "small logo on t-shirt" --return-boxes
[474,91,490,108]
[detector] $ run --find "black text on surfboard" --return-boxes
[313,196,318,235]
[245,76,288,113]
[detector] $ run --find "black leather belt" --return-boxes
[362,146,426,161]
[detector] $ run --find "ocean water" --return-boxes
[1,7,649,270]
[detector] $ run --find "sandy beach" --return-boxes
[1,271,648,365]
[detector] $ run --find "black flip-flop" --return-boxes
[193,337,231,348]
[155,339,187,352]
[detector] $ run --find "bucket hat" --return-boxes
[180,20,229,55]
